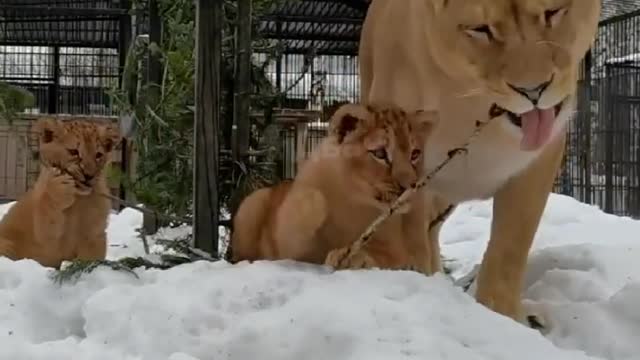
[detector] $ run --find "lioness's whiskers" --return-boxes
[454,88,483,98]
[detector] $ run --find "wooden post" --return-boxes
[275,20,282,95]
[48,46,59,114]
[583,50,592,204]
[233,0,252,161]
[142,0,164,235]
[117,0,132,206]
[147,0,162,104]
[193,0,221,255]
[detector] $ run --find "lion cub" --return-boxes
[0,118,120,269]
[231,103,438,270]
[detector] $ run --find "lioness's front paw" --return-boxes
[325,247,378,270]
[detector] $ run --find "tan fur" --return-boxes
[0,118,120,269]
[359,0,600,322]
[231,103,439,270]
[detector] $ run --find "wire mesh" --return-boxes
[255,52,359,112]
[0,45,119,115]
[279,123,328,180]
[555,12,640,218]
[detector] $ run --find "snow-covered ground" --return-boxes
[0,193,639,360]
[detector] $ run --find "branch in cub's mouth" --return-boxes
[42,161,91,187]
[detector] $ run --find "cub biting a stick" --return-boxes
[0,118,120,269]
[231,103,438,270]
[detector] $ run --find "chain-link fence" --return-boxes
[555,11,640,218]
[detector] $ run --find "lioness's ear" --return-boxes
[329,103,371,144]
[100,123,122,153]
[33,118,61,144]
[412,109,440,136]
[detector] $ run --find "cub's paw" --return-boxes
[47,170,78,209]
[325,247,378,270]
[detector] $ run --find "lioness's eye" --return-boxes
[544,8,566,27]
[465,25,494,41]
[68,149,79,156]
[411,149,422,161]
[369,148,388,161]
[95,152,103,160]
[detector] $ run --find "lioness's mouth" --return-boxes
[493,97,568,151]
[503,99,565,128]
[500,100,564,128]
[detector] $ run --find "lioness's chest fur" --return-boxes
[422,96,566,203]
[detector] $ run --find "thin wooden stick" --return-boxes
[330,107,503,268]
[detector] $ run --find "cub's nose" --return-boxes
[395,180,416,194]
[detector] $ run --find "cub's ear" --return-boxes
[412,109,440,137]
[100,123,122,153]
[329,103,371,144]
[33,118,62,144]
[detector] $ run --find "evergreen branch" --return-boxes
[49,255,202,285]
[50,259,141,285]
[50,243,222,285]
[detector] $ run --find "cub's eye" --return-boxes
[411,149,422,161]
[369,148,388,162]
[544,8,566,27]
[95,152,103,160]
[465,25,494,41]
[67,149,79,156]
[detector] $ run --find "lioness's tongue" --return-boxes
[520,108,555,151]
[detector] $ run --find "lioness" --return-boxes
[0,118,120,269]
[359,0,600,323]
[231,103,439,270]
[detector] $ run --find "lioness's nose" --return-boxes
[507,76,553,106]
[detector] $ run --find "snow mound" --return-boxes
[441,194,640,360]
[1,193,639,359]
[0,258,597,360]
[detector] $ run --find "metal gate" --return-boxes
[601,64,640,216]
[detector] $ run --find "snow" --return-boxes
[442,195,640,360]
[606,52,640,65]
[0,193,639,359]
